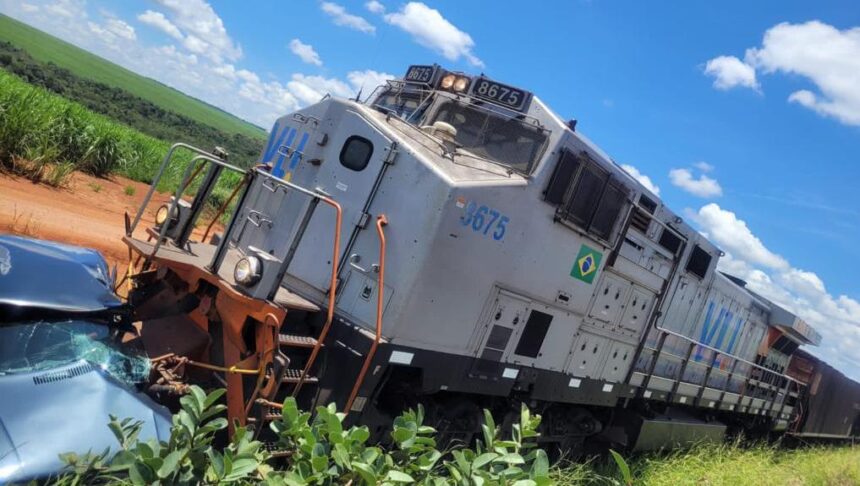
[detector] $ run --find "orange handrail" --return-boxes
[292,196,344,395]
[344,214,388,414]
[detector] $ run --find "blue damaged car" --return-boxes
[0,235,172,483]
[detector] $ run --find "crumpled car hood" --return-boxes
[0,235,122,317]
[0,360,172,483]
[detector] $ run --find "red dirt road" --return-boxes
[0,171,170,268]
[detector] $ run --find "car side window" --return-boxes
[339,136,374,171]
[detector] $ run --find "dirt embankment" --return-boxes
[0,171,170,268]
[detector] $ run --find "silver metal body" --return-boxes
[225,75,813,417]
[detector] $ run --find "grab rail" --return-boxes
[226,169,343,395]
[344,214,388,414]
[128,142,246,236]
[630,326,803,414]
[148,154,246,259]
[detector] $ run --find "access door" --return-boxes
[286,109,396,293]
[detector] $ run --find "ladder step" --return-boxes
[279,333,318,348]
[283,368,319,384]
[262,441,293,459]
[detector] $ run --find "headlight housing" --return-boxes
[234,256,262,286]
[154,204,177,227]
[439,73,470,93]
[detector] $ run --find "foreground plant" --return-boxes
[55,387,552,485]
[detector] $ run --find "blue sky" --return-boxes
[2,0,860,378]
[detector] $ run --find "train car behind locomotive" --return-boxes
[118,63,859,452]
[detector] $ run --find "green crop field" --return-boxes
[0,14,265,140]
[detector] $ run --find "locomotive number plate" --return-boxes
[469,77,531,112]
[404,65,436,84]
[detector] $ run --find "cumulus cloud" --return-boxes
[152,0,242,62]
[137,10,182,40]
[288,38,322,67]
[384,2,483,67]
[365,0,385,14]
[693,203,860,378]
[320,2,376,34]
[669,167,722,198]
[621,164,660,196]
[347,69,395,93]
[693,161,714,172]
[706,21,860,126]
[704,55,759,91]
[748,21,860,126]
[693,203,788,270]
[1,0,394,127]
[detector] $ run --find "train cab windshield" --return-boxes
[371,79,549,175]
[428,100,548,174]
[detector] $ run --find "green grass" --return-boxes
[0,69,241,204]
[0,14,265,140]
[552,441,860,485]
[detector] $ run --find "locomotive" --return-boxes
[119,63,860,452]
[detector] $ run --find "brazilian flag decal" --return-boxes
[570,244,603,284]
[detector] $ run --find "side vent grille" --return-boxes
[630,207,652,234]
[33,363,94,385]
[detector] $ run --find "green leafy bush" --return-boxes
[54,386,553,485]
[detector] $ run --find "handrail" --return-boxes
[344,214,388,414]
[129,142,246,235]
[149,154,246,259]
[647,326,804,387]
[630,325,804,416]
[247,170,345,396]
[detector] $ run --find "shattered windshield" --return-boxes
[429,100,549,174]
[0,320,150,386]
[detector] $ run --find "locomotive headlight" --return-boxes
[440,73,456,90]
[154,204,176,227]
[452,76,470,92]
[234,256,262,286]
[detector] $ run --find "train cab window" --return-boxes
[514,310,553,358]
[685,244,712,279]
[339,136,374,171]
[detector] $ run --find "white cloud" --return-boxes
[347,69,395,94]
[320,2,376,34]
[694,203,860,379]
[693,203,788,270]
[384,2,483,67]
[288,38,322,67]
[104,17,135,41]
[20,3,39,12]
[621,164,660,196]
[707,21,860,126]
[693,161,714,172]
[137,10,182,40]
[747,21,860,126]
[365,0,385,14]
[704,55,759,91]
[153,0,242,62]
[669,167,722,198]
[0,0,394,128]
